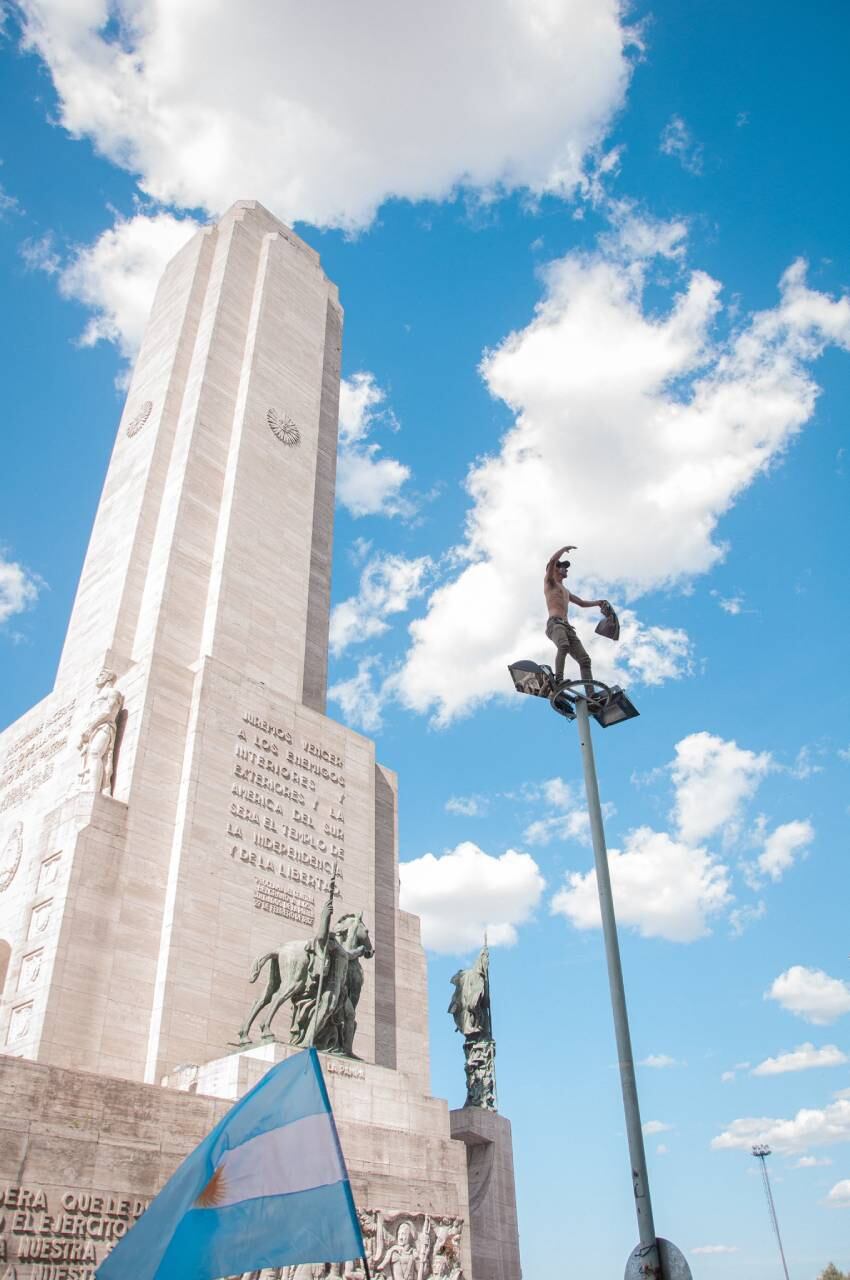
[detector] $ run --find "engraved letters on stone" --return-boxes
[267,407,302,447]
[125,400,153,437]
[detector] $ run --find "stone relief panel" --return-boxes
[18,950,43,991]
[7,1002,33,1044]
[37,855,62,894]
[28,902,52,941]
[0,822,23,893]
[224,1211,465,1280]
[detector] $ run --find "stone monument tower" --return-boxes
[0,201,521,1280]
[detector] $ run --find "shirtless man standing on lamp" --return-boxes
[544,545,610,694]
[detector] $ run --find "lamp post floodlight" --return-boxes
[507,660,690,1280]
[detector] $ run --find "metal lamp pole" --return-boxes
[507,661,692,1279]
[575,695,660,1278]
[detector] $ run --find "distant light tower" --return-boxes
[752,1144,790,1279]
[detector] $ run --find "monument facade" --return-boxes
[0,201,521,1280]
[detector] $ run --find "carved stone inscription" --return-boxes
[0,700,75,815]
[226,712,347,917]
[0,1183,149,1277]
[254,878,315,926]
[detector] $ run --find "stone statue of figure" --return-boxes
[375,1220,418,1280]
[77,668,124,795]
[448,944,491,1040]
[448,943,496,1111]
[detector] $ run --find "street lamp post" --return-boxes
[507,662,692,1280]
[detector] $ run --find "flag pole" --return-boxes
[308,860,339,1048]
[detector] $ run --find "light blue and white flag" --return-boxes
[96,1048,363,1280]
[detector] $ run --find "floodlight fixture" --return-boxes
[507,659,553,698]
[591,685,640,728]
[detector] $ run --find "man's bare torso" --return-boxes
[544,577,569,619]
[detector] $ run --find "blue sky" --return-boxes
[2,1,850,1275]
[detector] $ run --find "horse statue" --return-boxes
[238,909,374,1055]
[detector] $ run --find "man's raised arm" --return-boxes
[545,544,576,583]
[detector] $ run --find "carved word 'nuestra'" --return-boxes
[0,1183,150,1277]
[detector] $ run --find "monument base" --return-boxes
[0,1047,477,1279]
[450,1108,523,1280]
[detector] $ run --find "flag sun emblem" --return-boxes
[196,1164,227,1208]
[267,408,301,447]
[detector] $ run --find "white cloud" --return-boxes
[751,1044,848,1077]
[717,594,744,614]
[552,825,732,943]
[445,795,487,818]
[399,842,545,954]
[328,658,385,733]
[337,374,412,518]
[659,115,704,175]
[756,819,814,882]
[524,809,592,847]
[826,1179,850,1206]
[766,966,850,1026]
[56,211,201,360]
[711,1097,850,1154]
[721,1071,736,1083]
[521,776,614,847]
[0,551,42,626]
[20,232,60,274]
[640,1054,681,1069]
[0,183,20,218]
[691,1245,738,1255]
[329,552,431,656]
[18,0,633,232]
[643,1120,672,1136]
[794,1155,832,1168]
[655,1143,669,1155]
[728,899,767,936]
[391,224,850,723]
[670,732,772,845]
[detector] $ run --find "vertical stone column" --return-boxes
[450,1108,523,1280]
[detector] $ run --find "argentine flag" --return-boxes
[97,1049,363,1280]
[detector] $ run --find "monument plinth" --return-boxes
[0,201,521,1280]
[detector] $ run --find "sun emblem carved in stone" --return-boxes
[267,407,301,447]
[0,821,23,893]
[126,400,153,438]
